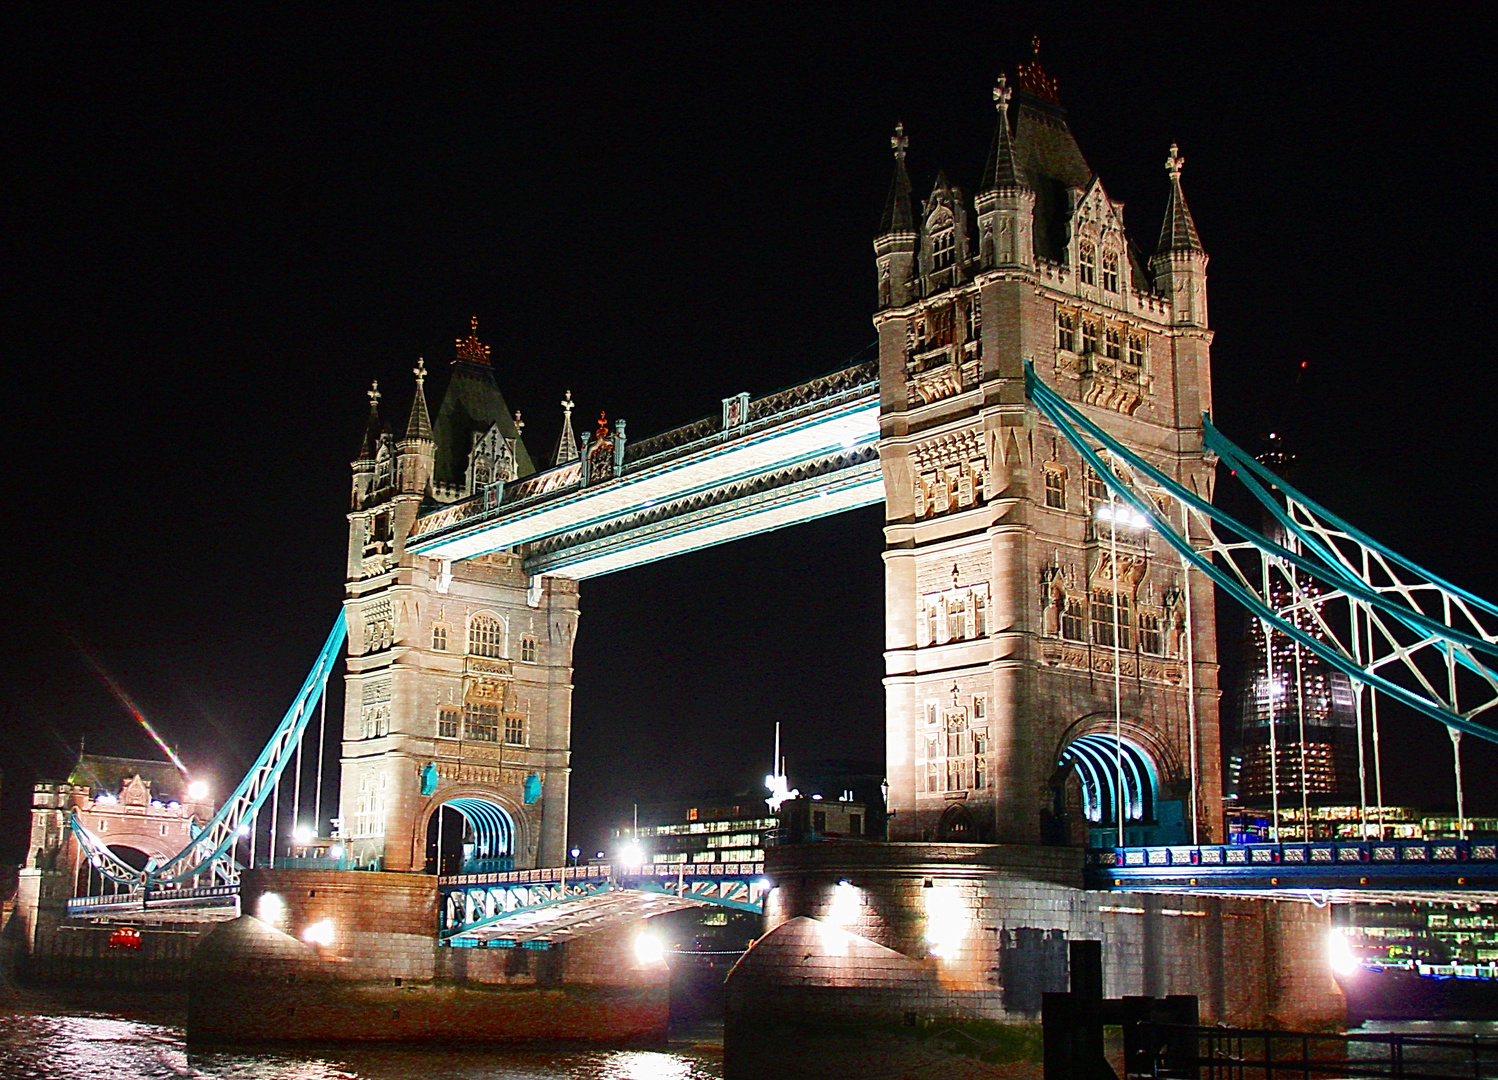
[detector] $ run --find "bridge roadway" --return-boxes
[406,360,880,578]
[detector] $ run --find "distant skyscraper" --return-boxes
[1233,435,1358,807]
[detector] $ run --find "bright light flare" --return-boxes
[1094,504,1150,530]
[1329,929,1361,976]
[302,920,335,946]
[618,841,644,866]
[924,883,969,958]
[187,781,209,801]
[827,880,861,928]
[257,892,285,925]
[634,930,666,965]
[292,826,315,844]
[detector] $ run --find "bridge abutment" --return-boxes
[724,842,1343,1077]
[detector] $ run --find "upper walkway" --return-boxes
[407,361,880,578]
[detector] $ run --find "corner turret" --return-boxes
[1151,144,1208,328]
[397,360,435,496]
[874,124,918,309]
[975,75,1034,269]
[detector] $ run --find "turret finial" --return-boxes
[594,411,609,442]
[367,380,381,408]
[562,389,574,416]
[455,316,492,366]
[514,410,524,434]
[413,358,426,391]
[554,391,580,466]
[891,122,908,162]
[993,73,1011,111]
[1166,143,1184,179]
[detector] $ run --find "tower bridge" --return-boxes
[21,59,1498,1046]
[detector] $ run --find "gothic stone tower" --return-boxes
[342,320,578,872]
[877,65,1223,846]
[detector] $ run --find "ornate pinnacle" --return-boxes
[594,411,609,442]
[367,380,380,408]
[561,389,574,417]
[993,73,1011,111]
[891,122,908,162]
[514,410,524,434]
[1166,143,1184,179]
[413,358,426,390]
[455,315,492,366]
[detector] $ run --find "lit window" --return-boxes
[1090,590,1133,650]
[1044,469,1067,510]
[1087,472,1109,506]
[1128,335,1145,368]
[431,624,448,651]
[1104,328,1122,360]
[1081,321,1098,354]
[503,715,525,747]
[437,708,460,739]
[520,637,537,663]
[1061,598,1085,642]
[1079,242,1096,285]
[1139,612,1162,655]
[463,702,500,742]
[468,614,503,658]
[1102,251,1119,292]
[1056,313,1075,352]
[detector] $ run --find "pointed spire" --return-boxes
[454,316,492,366]
[879,123,915,235]
[554,390,579,465]
[404,359,433,442]
[980,74,1025,192]
[1157,143,1203,255]
[356,380,381,460]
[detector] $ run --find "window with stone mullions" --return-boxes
[463,702,500,742]
[1056,313,1075,352]
[931,229,955,271]
[469,614,503,658]
[504,715,525,746]
[1128,335,1145,368]
[1062,598,1085,642]
[438,707,460,739]
[1102,251,1119,293]
[1090,589,1133,650]
[928,305,955,347]
[1081,321,1098,354]
[1044,469,1067,510]
[1104,328,1122,360]
[1079,242,1096,285]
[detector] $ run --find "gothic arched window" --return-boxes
[520,637,537,663]
[1078,241,1096,286]
[468,613,504,658]
[1102,251,1119,292]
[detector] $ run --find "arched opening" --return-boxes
[1048,733,1182,847]
[937,803,977,842]
[75,844,153,896]
[424,798,514,875]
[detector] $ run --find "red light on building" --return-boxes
[108,928,142,951]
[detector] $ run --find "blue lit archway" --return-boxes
[425,798,515,875]
[1057,733,1157,829]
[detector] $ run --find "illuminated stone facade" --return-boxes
[876,73,1223,845]
[341,325,577,872]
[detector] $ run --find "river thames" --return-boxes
[0,987,724,1080]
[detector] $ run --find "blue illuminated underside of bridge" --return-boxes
[1089,840,1498,902]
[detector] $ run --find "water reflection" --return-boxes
[0,993,722,1080]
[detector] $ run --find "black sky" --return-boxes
[5,5,1498,861]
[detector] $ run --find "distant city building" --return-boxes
[612,794,776,867]
[1232,438,1359,808]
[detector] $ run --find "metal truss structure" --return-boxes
[69,613,347,890]
[1027,365,1498,753]
[441,863,768,945]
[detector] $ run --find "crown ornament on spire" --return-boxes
[455,316,492,366]
[1016,34,1060,104]
[1166,143,1184,178]
[891,122,909,162]
[413,358,427,390]
[367,380,381,407]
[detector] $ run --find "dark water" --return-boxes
[0,988,724,1080]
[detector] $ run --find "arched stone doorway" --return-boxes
[936,802,978,841]
[423,797,516,875]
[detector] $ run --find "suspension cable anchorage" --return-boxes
[1024,363,1498,748]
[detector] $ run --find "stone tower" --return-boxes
[876,62,1223,846]
[341,320,578,872]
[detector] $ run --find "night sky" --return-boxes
[5,6,1498,862]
